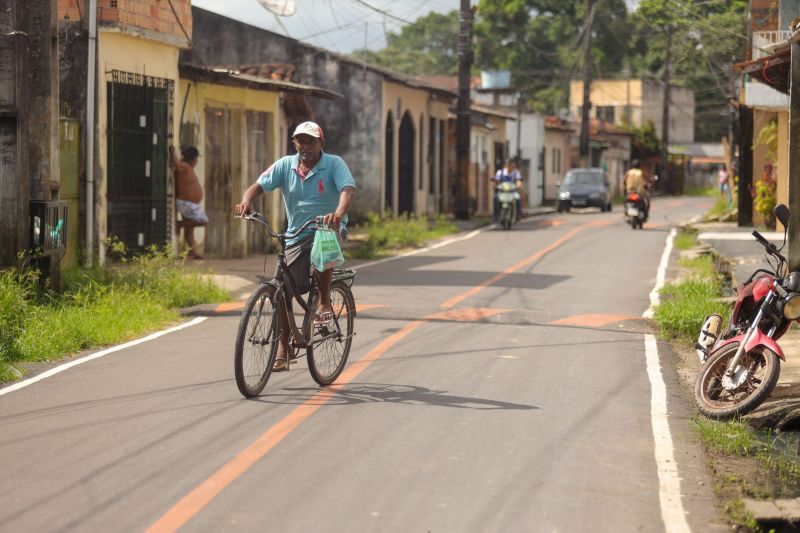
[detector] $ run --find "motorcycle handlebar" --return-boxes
[752,230,786,262]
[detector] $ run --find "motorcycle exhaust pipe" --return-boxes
[695,314,722,363]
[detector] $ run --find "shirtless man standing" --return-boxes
[170,145,208,259]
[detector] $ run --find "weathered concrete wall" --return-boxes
[0,0,59,265]
[186,8,383,217]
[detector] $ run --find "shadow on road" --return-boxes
[253,382,538,411]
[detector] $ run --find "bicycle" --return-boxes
[233,211,356,398]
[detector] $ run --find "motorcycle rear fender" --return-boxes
[713,331,785,361]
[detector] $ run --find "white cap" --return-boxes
[293,121,324,139]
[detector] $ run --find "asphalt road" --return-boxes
[1,197,729,532]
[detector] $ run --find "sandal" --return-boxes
[273,358,288,372]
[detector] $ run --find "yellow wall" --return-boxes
[178,79,282,255]
[382,81,437,214]
[570,80,642,109]
[96,31,180,261]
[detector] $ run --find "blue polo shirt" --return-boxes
[257,151,357,245]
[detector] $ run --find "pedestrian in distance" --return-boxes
[234,121,357,371]
[170,145,208,260]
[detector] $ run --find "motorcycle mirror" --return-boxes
[775,204,790,228]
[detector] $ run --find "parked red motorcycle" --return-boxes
[694,204,800,419]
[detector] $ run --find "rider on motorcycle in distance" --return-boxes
[623,160,654,219]
[492,159,524,223]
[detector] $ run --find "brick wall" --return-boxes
[58,0,192,41]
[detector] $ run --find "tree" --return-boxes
[351,11,460,75]
[474,0,629,113]
[630,0,748,142]
[626,119,662,162]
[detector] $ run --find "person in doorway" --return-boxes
[718,164,731,209]
[170,145,208,260]
[624,159,654,219]
[492,159,523,222]
[234,121,357,371]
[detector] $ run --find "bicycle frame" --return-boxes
[239,212,348,352]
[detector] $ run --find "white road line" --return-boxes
[645,334,692,533]
[643,227,676,319]
[0,317,208,396]
[698,231,782,241]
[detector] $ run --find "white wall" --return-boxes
[507,113,545,206]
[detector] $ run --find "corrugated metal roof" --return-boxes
[179,63,341,100]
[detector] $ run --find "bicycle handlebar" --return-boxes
[235,211,321,241]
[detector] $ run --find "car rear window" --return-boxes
[564,171,603,185]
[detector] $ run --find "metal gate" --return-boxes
[107,71,174,252]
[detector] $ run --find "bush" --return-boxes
[0,269,37,364]
[348,213,459,259]
[0,244,229,382]
[654,254,728,340]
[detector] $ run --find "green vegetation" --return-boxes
[694,417,800,530]
[0,246,229,383]
[673,229,698,251]
[653,242,728,341]
[346,213,460,260]
[362,1,747,141]
[706,191,736,221]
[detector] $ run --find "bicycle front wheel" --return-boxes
[308,281,355,386]
[234,283,281,397]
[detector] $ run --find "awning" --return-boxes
[179,63,341,100]
[735,51,791,94]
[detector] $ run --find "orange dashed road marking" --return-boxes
[147,221,599,532]
[214,302,244,313]
[427,308,511,322]
[441,220,608,309]
[550,313,643,328]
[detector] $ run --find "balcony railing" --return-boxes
[753,31,792,59]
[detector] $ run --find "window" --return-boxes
[596,106,615,123]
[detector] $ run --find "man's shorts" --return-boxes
[281,228,347,296]
[176,199,209,224]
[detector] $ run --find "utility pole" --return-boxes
[455,0,473,219]
[788,40,800,271]
[516,92,523,160]
[579,0,596,167]
[660,25,673,193]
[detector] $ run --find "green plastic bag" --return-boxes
[311,227,344,271]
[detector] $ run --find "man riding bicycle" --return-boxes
[234,121,357,371]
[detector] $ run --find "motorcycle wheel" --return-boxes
[693,342,780,419]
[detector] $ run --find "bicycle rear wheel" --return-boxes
[234,284,281,397]
[308,281,355,386]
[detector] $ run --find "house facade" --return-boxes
[569,79,695,144]
[186,7,456,219]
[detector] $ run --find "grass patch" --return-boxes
[0,246,229,383]
[684,185,717,196]
[707,192,737,220]
[673,229,699,251]
[653,253,728,341]
[347,213,460,259]
[694,417,800,529]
